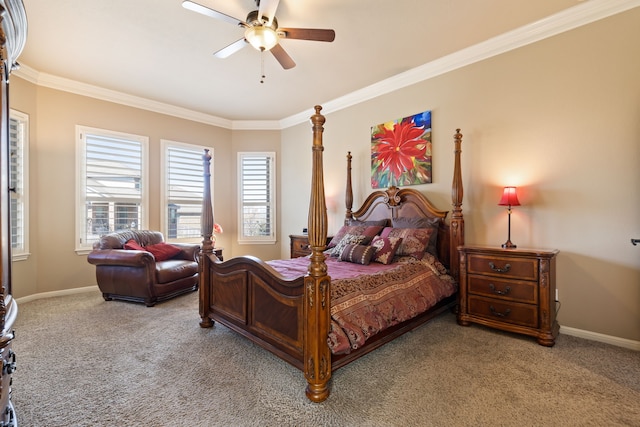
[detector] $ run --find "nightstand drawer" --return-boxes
[290,235,333,258]
[467,254,538,281]
[291,238,311,254]
[468,275,538,304]
[468,295,538,328]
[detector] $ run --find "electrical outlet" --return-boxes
[555,289,559,301]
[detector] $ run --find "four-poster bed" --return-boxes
[198,105,464,402]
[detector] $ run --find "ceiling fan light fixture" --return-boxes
[245,26,279,51]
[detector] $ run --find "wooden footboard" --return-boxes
[200,254,306,369]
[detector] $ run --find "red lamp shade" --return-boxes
[498,186,521,207]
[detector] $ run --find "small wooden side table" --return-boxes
[457,245,559,346]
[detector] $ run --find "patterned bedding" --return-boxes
[267,254,457,355]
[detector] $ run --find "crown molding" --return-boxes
[14,0,639,131]
[13,65,236,129]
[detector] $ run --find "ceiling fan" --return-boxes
[182,0,336,70]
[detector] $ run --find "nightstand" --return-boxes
[457,245,559,346]
[289,235,332,258]
[213,248,223,261]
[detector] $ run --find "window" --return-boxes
[76,126,148,252]
[9,110,29,261]
[161,141,212,241]
[238,152,275,244]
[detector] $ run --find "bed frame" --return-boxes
[198,105,464,402]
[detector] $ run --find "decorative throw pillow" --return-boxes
[392,216,440,256]
[330,233,368,257]
[346,218,388,227]
[327,225,383,249]
[380,227,435,259]
[145,242,182,261]
[339,244,376,265]
[124,239,145,251]
[370,235,403,264]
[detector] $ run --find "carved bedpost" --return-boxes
[450,129,465,282]
[201,149,214,255]
[345,151,353,224]
[199,149,214,328]
[304,105,331,402]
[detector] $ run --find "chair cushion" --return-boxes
[146,242,182,261]
[124,239,146,251]
[155,259,198,284]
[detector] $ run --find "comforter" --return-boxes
[267,254,457,354]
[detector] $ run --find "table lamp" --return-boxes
[498,186,520,249]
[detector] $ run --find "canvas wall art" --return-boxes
[370,110,432,188]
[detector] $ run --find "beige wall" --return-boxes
[281,9,640,342]
[11,8,639,343]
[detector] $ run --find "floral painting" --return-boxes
[371,110,432,188]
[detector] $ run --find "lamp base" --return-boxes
[501,240,517,249]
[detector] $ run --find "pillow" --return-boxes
[327,225,384,248]
[145,242,182,261]
[339,244,376,265]
[330,233,368,257]
[346,218,388,227]
[391,217,441,256]
[370,236,403,265]
[391,216,440,229]
[380,227,435,259]
[124,239,145,251]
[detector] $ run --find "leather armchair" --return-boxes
[87,230,200,307]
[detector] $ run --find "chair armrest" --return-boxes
[87,249,155,267]
[171,243,201,262]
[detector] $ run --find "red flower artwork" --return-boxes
[371,111,432,188]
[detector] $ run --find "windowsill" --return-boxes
[12,252,31,262]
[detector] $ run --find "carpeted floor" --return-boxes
[11,289,640,426]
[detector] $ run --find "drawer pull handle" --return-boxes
[489,305,511,318]
[489,262,511,273]
[489,283,511,295]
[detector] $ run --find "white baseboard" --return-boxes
[15,285,99,304]
[560,326,640,351]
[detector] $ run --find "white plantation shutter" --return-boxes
[9,111,28,259]
[77,126,148,250]
[164,144,208,239]
[238,152,275,243]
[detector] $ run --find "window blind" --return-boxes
[83,133,143,243]
[166,146,205,239]
[9,116,24,253]
[239,153,275,240]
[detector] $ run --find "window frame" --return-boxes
[9,109,29,261]
[160,139,213,243]
[237,151,276,244]
[75,125,149,254]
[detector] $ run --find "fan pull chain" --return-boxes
[260,50,266,84]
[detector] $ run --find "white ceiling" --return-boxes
[16,0,620,127]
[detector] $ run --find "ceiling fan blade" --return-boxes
[214,38,248,58]
[270,44,296,70]
[278,28,335,42]
[182,1,246,27]
[258,0,280,26]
